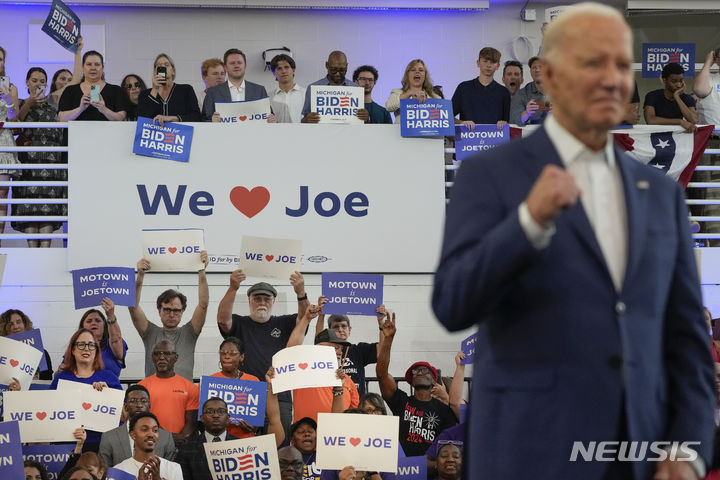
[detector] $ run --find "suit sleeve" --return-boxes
[98,432,113,466]
[662,180,716,463]
[432,153,545,332]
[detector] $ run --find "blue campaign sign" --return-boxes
[0,421,25,480]
[454,124,510,161]
[133,117,193,163]
[460,332,477,365]
[385,456,426,480]
[71,266,136,309]
[400,99,454,137]
[106,467,137,480]
[321,273,384,316]
[23,444,75,480]
[41,0,81,53]
[198,376,267,427]
[642,43,695,78]
[8,329,47,371]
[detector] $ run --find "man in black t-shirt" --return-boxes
[644,62,698,132]
[216,269,310,437]
[376,312,457,457]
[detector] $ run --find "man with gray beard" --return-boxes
[217,271,310,437]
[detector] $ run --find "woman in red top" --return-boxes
[211,336,259,438]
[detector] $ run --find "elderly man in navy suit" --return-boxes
[202,48,269,122]
[432,3,715,480]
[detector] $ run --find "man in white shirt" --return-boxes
[693,47,720,125]
[269,54,305,123]
[115,412,183,480]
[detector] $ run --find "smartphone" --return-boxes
[157,66,167,84]
[90,84,100,102]
[536,100,550,111]
[0,76,9,91]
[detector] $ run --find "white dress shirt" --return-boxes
[228,79,246,102]
[519,115,628,291]
[270,83,306,123]
[204,430,227,443]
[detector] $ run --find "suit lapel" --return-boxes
[521,127,608,272]
[615,145,648,291]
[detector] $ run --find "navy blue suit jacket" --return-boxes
[201,80,268,121]
[432,126,715,480]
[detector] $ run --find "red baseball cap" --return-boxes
[404,361,438,384]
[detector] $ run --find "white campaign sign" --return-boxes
[0,336,43,390]
[67,123,445,272]
[311,85,364,124]
[239,235,303,280]
[215,98,271,124]
[140,228,205,271]
[57,379,124,432]
[271,345,340,394]
[316,412,399,472]
[3,390,81,442]
[204,434,280,480]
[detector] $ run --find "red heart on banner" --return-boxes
[82,403,92,410]
[265,255,274,262]
[10,359,19,367]
[229,186,270,218]
[36,412,47,420]
[239,116,248,121]
[168,247,177,254]
[349,437,362,447]
[298,363,308,370]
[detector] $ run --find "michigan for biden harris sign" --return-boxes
[67,123,445,273]
[133,117,193,162]
[400,99,454,137]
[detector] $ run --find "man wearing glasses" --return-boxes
[98,384,176,466]
[300,50,369,123]
[176,397,239,480]
[139,340,199,446]
[353,65,392,124]
[376,313,457,457]
[129,252,209,381]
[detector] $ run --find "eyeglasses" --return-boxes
[203,408,228,416]
[411,367,431,375]
[126,398,149,405]
[219,350,241,357]
[74,342,97,351]
[279,460,304,469]
[356,77,375,83]
[328,68,347,74]
[363,407,382,415]
[161,307,183,315]
[124,82,141,89]
[152,351,177,358]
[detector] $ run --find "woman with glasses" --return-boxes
[120,74,146,121]
[75,298,127,380]
[358,392,387,416]
[50,328,122,451]
[137,53,200,126]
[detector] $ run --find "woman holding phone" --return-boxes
[0,46,21,242]
[58,50,126,122]
[13,67,67,247]
[137,53,200,126]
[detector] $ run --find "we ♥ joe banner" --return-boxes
[141,228,205,271]
[71,266,136,309]
[23,444,75,480]
[271,345,340,394]
[316,412,399,472]
[311,85,364,124]
[3,390,81,442]
[41,0,81,53]
[133,117,194,163]
[8,329,48,372]
[0,336,43,390]
[239,235,303,280]
[400,99,454,137]
[460,332,478,365]
[57,379,124,431]
[215,98,271,124]
[204,434,280,480]
[198,376,267,427]
[0,421,24,479]
[321,273,383,316]
[454,125,510,161]
[67,123,445,273]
